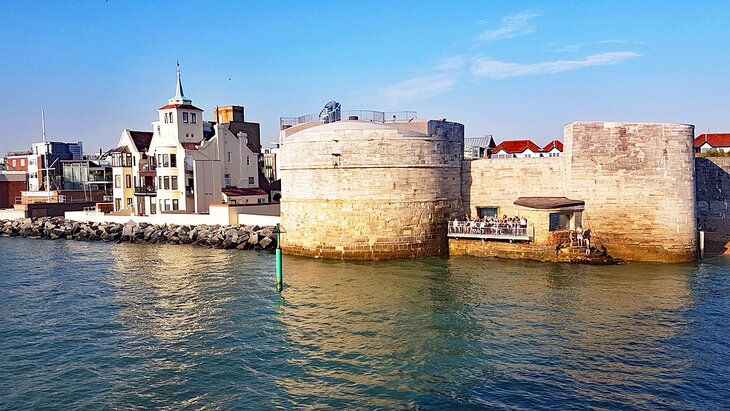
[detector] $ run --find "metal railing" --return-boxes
[448,221,532,240]
[134,185,157,195]
[280,110,417,130]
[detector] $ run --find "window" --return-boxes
[183,112,189,123]
[248,177,254,185]
[11,160,16,167]
[163,154,169,167]
[172,199,179,210]
[169,113,173,123]
[170,154,176,167]
[549,213,572,231]
[224,174,231,186]
[258,198,265,204]
[115,198,121,211]
[126,198,133,207]
[157,154,162,166]
[20,159,25,167]
[158,176,162,189]
[164,199,170,211]
[159,199,163,211]
[477,207,498,219]
[227,152,232,163]
[246,156,250,166]
[125,174,132,188]
[171,176,178,190]
[191,113,196,123]
[115,175,121,188]
[150,202,156,214]
[164,113,168,124]
[164,176,170,190]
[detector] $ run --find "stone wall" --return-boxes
[694,157,730,255]
[461,122,697,263]
[695,157,730,219]
[462,157,566,218]
[564,122,696,263]
[280,120,464,259]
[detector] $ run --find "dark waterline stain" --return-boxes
[0,238,729,409]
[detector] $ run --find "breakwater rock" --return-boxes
[0,217,277,250]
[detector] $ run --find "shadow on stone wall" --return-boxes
[696,157,730,255]
[460,160,472,216]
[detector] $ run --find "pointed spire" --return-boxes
[175,61,185,100]
[168,61,191,104]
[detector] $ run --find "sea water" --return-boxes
[1,237,728,409]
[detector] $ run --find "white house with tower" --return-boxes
[110,65,265,216]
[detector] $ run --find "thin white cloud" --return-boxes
[479,11,541,42]
[471,51,641,79]
[436,55,467,71]
[380,73,457,103]
[553,39,637,53]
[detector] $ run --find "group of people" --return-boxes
[450,215,528,236]
[571,226,591,255]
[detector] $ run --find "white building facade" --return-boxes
[111,67,261,215]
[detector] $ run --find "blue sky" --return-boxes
[1,1,728,152]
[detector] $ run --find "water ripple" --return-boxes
[1,238,729,409]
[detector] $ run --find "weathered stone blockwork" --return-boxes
[564,122,696,263]
[462,157,566,218]
[694,157,730,255]
[463,122,697,263]
[280,120,464,259]
[695,157,730,219]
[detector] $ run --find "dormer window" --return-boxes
[191,113,197,124]
[183,112,189,123]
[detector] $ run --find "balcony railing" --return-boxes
[280,110,417,130]
[134,185,157,196]
[447,221,532,241]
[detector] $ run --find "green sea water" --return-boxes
[1,237,728,409]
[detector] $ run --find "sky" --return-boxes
[1,1,729,153]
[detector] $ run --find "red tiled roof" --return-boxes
[695,133,730,148]
[493,139,542,154]
[222,187,268,197]
[542,140,563,152]
[181,143,199,150]
[129,131,153,152]
[158,103,203,111]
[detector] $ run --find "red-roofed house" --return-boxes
[695,133,730,154]
[491,140,543,158]
[221,187,269,205]
[542,140,564,157]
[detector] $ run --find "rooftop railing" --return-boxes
[280,110,417,130]
[447,221,532,241]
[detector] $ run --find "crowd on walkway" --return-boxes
[449,215,528,236]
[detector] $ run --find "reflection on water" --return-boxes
[0,238,728,409]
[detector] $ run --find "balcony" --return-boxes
[134,185,157,196]
[280,110,418,130]
[447,221,532,242]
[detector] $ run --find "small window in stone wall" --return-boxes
[477,207,498,218]
[549,213,572,231]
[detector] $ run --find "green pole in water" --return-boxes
[275,223,283,292]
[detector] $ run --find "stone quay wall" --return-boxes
[0,217,277,250]
[564,122,696,263]
[694,157,730,254]
[280,120,464,260]
[462,122,697,263]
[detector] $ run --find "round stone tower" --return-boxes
[279,118,464,260]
